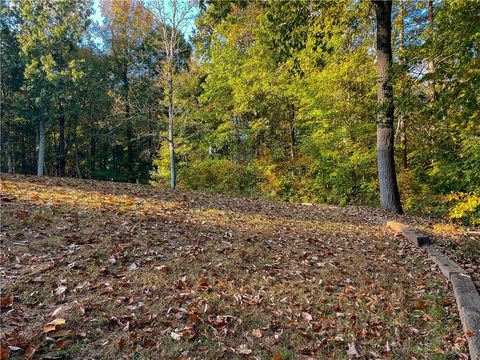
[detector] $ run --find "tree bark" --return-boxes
[401,118,408,170]
[373,0,403,214]
[5,120,14,173]
[399,0,408,170]
[89,117,96,178]
[167,56,176,189]
[75,145,82,179]
[427,0,436,101]
[124,64,135,183]
[37,113,46,176]
[57,106,66,177]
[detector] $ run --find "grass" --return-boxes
[0,174,470,359]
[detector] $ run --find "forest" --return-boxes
[1,0,479,221]
[1,1,480,358]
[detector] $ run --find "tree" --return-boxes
[373,0,403,214]
[150,0,196,189]
[100,0,154,182]
[0,1,25,173]
[14,0,91,176]
[427,0,435,101]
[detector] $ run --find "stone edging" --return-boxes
[386,221,480,360]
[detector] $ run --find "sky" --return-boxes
[91,0,199,41]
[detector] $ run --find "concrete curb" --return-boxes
[385,221,480,359]
[387,221,431,246]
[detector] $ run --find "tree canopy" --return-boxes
[1,0,479,224]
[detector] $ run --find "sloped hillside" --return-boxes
[0,174,469,359]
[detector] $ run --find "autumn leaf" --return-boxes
[24,345,36,360]
[170,331,182,341]
[0,345,10,360]
[302,312,313,322]
[0,294,13,309]
[252,328,262,338]
[43,318,66,333]
[347,342,359,358]
[237,344,252,354]
[272,353,282,360]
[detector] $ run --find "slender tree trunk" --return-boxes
[89,118,96,178]
[5,120,14,173]
[401,120,408,170]
[37,114,46,176]
[57,106,66,177]
[399,0,408,170]
[167,57,176,189]
[427,0,436,101]
[126,113,134,182]
[124,64,135,183]
[289,105,296,160]
[75,145,82,179]
[373,0,403,214]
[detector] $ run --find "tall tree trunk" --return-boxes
[75,144,82,179]
[399,0,408,170]
[373,0,403,214]
[167,57,176,189]
[37,114,46,176]
[401,119,408,170]
[57,106,66,177]
[90,121,96,178]
[5,120,14,173]
[126,113,134,182]
[427,0,436,101]
[124,64,135,183]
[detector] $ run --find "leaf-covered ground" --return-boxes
[0,174,471,359]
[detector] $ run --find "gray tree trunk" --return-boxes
[5,121,14,173]
[428,0,436,101]
[167,57,176,189]
[57,107,66,177]
[374,0,403,214]
[399,0,408,170]
[37,116,45,176]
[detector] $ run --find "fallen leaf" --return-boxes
[49,329,73,338]
[347,342,359,358]
[237,344,252,354]
[128,263,139,271]
[0,294,13,309]
[0,345,10,360]
[43,318,66,333]
[24,345,36,360]
[252,328,262,338]
[170,331,182,341]
[302,312,313,322]
[55,285,67,296]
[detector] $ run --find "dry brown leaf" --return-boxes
[302,312,313,322]
[43,318,66,333]
[0,294,13,309]
[272,353,282,360]
[347,342,359,358]
[237,344,252,354]
[252,328,262,338]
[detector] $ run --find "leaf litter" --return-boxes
[0,174,470,359]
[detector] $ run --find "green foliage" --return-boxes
[2,0,479,225]
[444,193,480,226]
[182,159,257,195]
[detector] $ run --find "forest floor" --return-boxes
[0,174,477,359]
